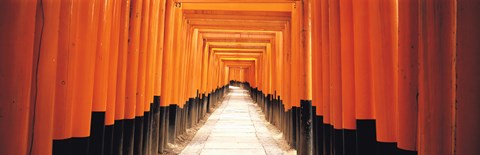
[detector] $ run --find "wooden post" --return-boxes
[397,0,419,153]
[456,0,480,154]
[418,0,456,154]
[124,0,143,154]
[0,0,37,154]
[339,0,356,154]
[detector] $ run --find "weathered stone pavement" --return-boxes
[180,86,286,155]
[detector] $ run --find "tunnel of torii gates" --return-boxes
[0,0,480,155]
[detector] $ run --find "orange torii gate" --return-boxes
[1,0,479,155]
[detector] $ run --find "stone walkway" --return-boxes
[180,86,287,155]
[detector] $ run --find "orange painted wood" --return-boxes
[178,0,296,2]
[255,54,262,90]
[175,18,184,106]
[93,0,114,112]
[4,1,479,153]
[178,17,189,105]
[136,0,150,116]
[352,0,374,120]
[171,4,183,105]
[154,0,167,98]
[200,34,208,93]
[181,2,292,12]
[200,44,209,93]
[184,27,194,98]
[262,44,270,90]
[270,40,278,94]
[275,32,283,100]
[160,0,176,106]
[145,0,160,109]
[106,0,122,125]
[70,0,101,137]
[195,31,204,95]
[0,0,37,153]
[193,30,204,95]
[125,0,143,119]
[30,1,61,153]
[339,0,355,130]
[290,1,301,107]
[53,0,76,140]
[206,50,214,92]
[282,24,292,109]
[397,0,419,151]
[417,0,455,153]
[115,0,131,121]
[329,0,342,129]
[369,0,398,142]
[456,0,480,154]
[304,0,313,101]
[312,0,323,111]
[265,45,271,94]
[320,0,331,124]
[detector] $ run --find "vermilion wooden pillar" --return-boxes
[456,0,480,154]
[304,0,313,103]
[194,31,203,96]
[201,44,209,93]
[369,0,398,153]
[153,1,167,154]
[398,0,419,153]
[290,1,302,108]
[320,0,332,154]
[90,0,114,153]
[352,1,376,154]
[145,0,158,153]
[275,32,283,103]
[282,25,292,110]
[69,0,101,153]
[174,16,183,106]
[171,4,183,106]
[257,54,263,91]
[154,0,167,108]
[160,0,177,151]
[418,0,455,154]
[339,0,356,154]
[52,0,77,153]
[104,0,121,154]
[154,0,166,100]
[29,1,61,154]
[311,0,324,154]
[143,0,160,153]
[206,51,213,93]
[161,0,175,110]
[266,45,273,95]
[124,0,143,154]
[299,1,314,154]
[328,0,343,154]
[133,0,151,153]
[112,0,130,154]
[183,27,193,99]
[0,0,37,154]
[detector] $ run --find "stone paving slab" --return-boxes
[180,86,289,155]
[199,148,267,155]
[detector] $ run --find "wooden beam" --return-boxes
[177,0,297,3]
[182,2,293,12]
